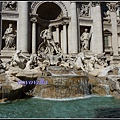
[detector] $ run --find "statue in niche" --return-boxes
[2,23,17,49]
[79,3,90,17]
[2,1,17,11]
[80,28,92,50]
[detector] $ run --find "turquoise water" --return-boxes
[0,96,120,118]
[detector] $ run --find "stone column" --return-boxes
[108,35,112,47]
[30,16,37,54]
[107,2,118,56]
[91,2,103,54]
[0,2,2,51]
[55,25,59,43]
[17,2,28,53]
[69,1,78,54]
[62,22,67,54]
[32,22,36,54]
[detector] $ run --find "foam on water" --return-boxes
[33,95,109,101]
[0,101,11,104]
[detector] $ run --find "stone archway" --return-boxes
[31,1,68,16]
[36,2,63,21]
[30,1,69,54]
[35,2,64,49]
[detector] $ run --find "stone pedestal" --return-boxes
[0,49,15,64]
[110,55,120,66]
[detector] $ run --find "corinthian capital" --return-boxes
[107,2,118,12]
[29,13,38,22]
[91,2,100,7]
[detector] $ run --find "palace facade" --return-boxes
[0,1,120,64]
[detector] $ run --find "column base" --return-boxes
[0,49,16,64]
[110,55,120,66]
[21,51,30,57]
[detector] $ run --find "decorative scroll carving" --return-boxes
[2,1,17,11]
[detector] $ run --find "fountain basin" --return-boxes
[32,75,90,99]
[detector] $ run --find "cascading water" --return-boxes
[98,78,110,96]
[104,84,110,95]
[31,66,90,99]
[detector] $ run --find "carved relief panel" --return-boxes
[2,1,17,11]
[78,2,91,17]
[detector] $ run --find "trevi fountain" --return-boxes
[0,26,120,118]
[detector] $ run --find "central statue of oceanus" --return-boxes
[38,26,62,56]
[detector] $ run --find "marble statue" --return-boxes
[74,52,86,71]
[40,27,53,40]
[38,27,63,66]
[38,27,61,55]
[59,55,71,68]
[2,23,16,49]
[86,54,101,72]
[80,28,92,50]
[10,50,29,69]
[24,54,36,70]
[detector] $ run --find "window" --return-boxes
[103,29,112,50]
[104,36,109,48]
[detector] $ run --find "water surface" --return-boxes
[0,96,120,118]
